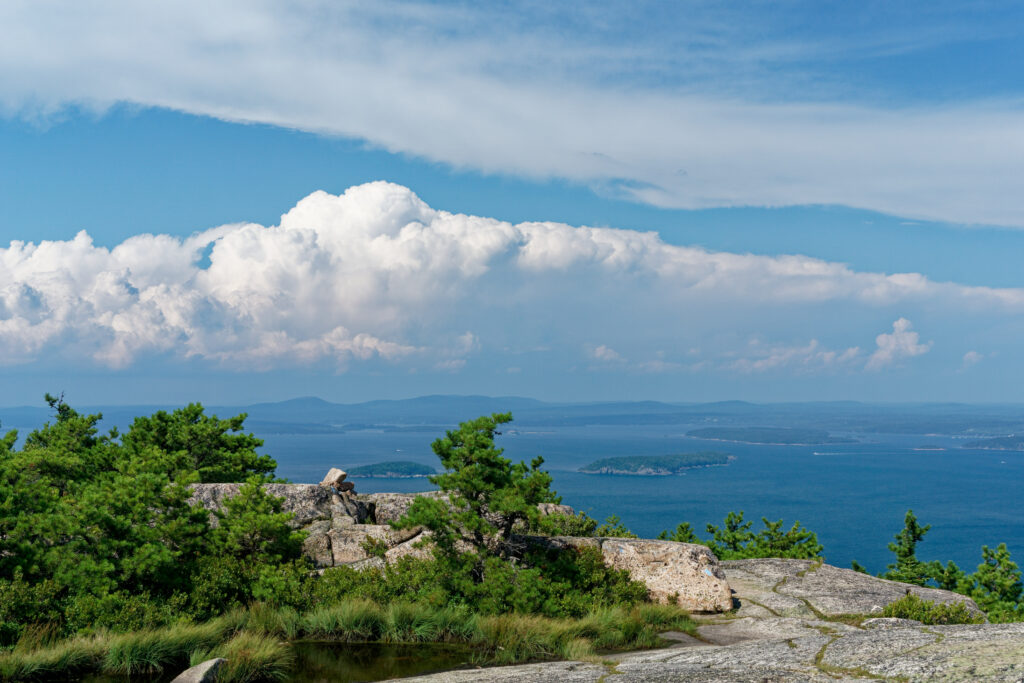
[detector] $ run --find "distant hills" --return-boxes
[3,395,1024,440]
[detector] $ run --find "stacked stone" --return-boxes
[319,467,365,521]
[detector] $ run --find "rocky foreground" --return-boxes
[407,559,1024,682]
[188,479,1024,682]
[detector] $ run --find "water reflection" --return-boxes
[287,641,478,682]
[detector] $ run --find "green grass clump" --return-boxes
[300,599,386,641]
[881,594,985,625]
[0,637,103,680]
[0,599,694,680]
[192,632,293,682]
[101,621,227,675]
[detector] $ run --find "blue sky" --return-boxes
[2,1,1024,405]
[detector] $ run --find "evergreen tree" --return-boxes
[882,510,940,586]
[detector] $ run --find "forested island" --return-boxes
[347,461,437,477]
[579,452,732,475]
[963,436,1024,451]
[686,427,855,445]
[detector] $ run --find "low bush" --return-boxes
[881,594,984,625]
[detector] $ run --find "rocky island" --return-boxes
[579,452,732,475]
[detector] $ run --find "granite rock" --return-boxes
[722,558,983,618]
[404,560,1023,682]
[170,658,225,683]
[319,467,347,488]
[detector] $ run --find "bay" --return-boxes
[263,425,1024,575]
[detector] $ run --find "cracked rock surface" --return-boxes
[406,559,1024,682]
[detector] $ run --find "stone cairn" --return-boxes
[318,467,362,521]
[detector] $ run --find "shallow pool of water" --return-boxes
[82,642,481,683]
[285,641,479,682]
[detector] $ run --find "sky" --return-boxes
[2,0,1024,406]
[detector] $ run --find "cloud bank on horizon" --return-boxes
[0,182,1013,375]
[2,1,1024,227]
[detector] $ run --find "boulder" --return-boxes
[601,539,733,612]
[537,503,576,517]
[523,536,732,612]
[327,524,424,565]
[320,468,347,488]
[384,530,435,563]
[359,491,446,524]
[188,483,335,527]
[303,532,334,568]
[171,658,225,683]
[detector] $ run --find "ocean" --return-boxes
[263,424,1024,575]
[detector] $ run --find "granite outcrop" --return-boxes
[405,558,1019,682]
[188,480,734,613]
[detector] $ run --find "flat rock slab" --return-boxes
[409,621,1024,682]
[406,560,1022,682]
[401,661,605,682]
[722,558,983,618]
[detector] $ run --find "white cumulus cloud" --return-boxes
[866,318,932,370]
[1,183,1020,370]
[590,345,624,362]
[731,339,861,373]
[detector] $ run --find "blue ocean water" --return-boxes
[263,425,1024,575]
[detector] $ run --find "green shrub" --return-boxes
[0,574,66,647]
[535,511,599,537]
[594,515,638,538]
[881,594,984,625]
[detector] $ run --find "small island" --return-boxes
[686,427,855,445]
[580,452,733,475]
[962,436,1024,452]
[347,461,437,478]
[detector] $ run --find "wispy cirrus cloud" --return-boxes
[2,2,1024,226]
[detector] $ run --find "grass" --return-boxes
[0,602,695,681]
[881,594,985,625]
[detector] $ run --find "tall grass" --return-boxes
[192,632,293,682]
[102,621,227,674]
[0,601,695,681]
